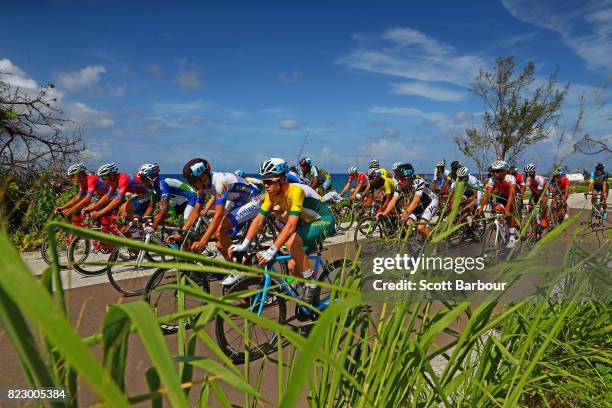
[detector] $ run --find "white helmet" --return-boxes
[523,163,535,174]
[348,166,357,175]
[436,159,446,167]
[491,160,508,171]
[368,159,379,168]
[67,163,86,176]
[392,162,402,171]
[137,163,160,178]
[456,166,469,178]
[260,158,289,179]
[97,163,119,176]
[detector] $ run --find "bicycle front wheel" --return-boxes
[106,246,159,296]
[67,237,108,276]
[215,277,286,365]
[353,216,382,251]
[40,227,70,268]
[144,267,211,335]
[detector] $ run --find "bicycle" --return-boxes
[481,209,521,262]
[215,246,339,364]
[41,213,89,268]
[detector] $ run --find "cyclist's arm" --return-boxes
[201,196,215,216]
[272,214,299,250]
[441,178,451,195]
[381,193,400,216]
[68,196,93,214]
[505,185,516,215]
[57,194,82,211]
[586,180,594,194]
[181,202,202,231]
[150,200,166,229]
[97,196,124,217]
[351,182,365,200]
[310,176,319,189]
[362,182,372,195]
[86,193,111,211]
[244,212,266,242]
[339,181,351,197]
[195,204,224,247]
[380,193,393,214]
[404,194,422,217]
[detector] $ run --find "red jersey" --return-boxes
[348,172,367,185]
[486,174,517,197]
[513,172,524,187]
[108,173,149,198]
[549,176,569,193]
[78,174,109,197]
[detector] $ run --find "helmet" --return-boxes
[182,158,211,181]
[595,163,604,171]
[524,163,535,174]
[368,159,379,168]
[552,168,562,177]
[67,163,86,176]
[392,162,402,171]
[367,168,381,179]
[137,163,160,178]
[456,166,469,178]
[97,163,119,177]
[298,157,311,166]
[260,158,289,179]
[234,169,245,177]
[491,160,508,171]
[396,163,414,177]
[450,160,461,170]
[436,160,446,167]
[348,166,357,175]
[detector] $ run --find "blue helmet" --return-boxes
[298,157,312,166]
[234,169,245,177]
[260,158,289,179]
[396,163,414,177]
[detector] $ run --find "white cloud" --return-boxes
[384,128,400,137]
[278,70,302,84]
[144,63,165,79]
[279,118,300,130]
[501,0,612,71]
[57,65,106,92]
[0,58,38,90]
[369,106,448,123]
[177,59,203,90]
[390,82,466,101]
[109,85,126,97]
[359,137,426,163]
[64,102,114,128]
[337,27,486,87]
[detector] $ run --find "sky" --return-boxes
[1,0,610,174]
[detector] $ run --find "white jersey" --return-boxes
[203,172,259,207]
[525,174,546,193]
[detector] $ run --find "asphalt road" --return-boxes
[1,194,609,407]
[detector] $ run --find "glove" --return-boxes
[144,225,156,235]
[258,245,278,263]
[229,239,251,254]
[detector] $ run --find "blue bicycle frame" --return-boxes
[250,254,332,318]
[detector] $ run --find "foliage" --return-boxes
[456,56,568,165]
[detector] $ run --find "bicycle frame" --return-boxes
[251,254,330,318]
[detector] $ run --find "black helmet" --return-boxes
[450,160,461,170]
[395,163,414,177]
[595,163,604,171]
[183,158,211,182]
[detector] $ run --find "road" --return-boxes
[1,194,608,406]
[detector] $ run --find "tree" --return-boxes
[455,57,568,166]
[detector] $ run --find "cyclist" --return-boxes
[477,160,518,247]
[363,168,397,215]
[547,167,570,222]
[378,163,438,239]
[368,159,391,180]
[440,160,462,197]
[82,163,149,219]
[299,157,332,195]
[235,169,265,194]
[137,163,200,232]
[523,163,549,228]
[431,160,450,193]
[339,166,368,201]
[229,158,336,305]
[450,166,483,214]
[55,163,109,217]
[181,158,262,269]
[287,166,310,185]
[585,163,608,220]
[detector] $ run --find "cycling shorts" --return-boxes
[409,198,438,222]
[227,196,264,236]
[296,210,336,254]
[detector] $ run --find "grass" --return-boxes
[0,198,610,406]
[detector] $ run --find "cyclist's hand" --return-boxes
[54,207,64,215]
[257,244,278,266]
[167,233,182,243]
[401,212,409,221]
[191,239,206,252]
[90,211,101,219]
[229,239,251,256]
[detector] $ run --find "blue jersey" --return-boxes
[152,177,200,206]
[590,171,608,185]
[206,172,259,206]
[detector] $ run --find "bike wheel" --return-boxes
[215,277,286,364]
[144,267,211,335]
[353,216,382,251]
[40,227,69,268]
[337,203,355,231]
[481,223,503,262]
[106,246,159,296]
[67,236,108,276]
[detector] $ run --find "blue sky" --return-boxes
[1,0,610,174]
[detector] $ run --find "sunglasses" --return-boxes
[263,178,280,186]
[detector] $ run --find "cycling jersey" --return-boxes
[151,177,200,206]
[486,174,517,198]
[309,165,331,181]
[78,174,109,197]
[371,176,397,195]
[524,174,546,194]
[549,176,569,193]
[348,172,368,186]
[244,176,265,194]
[451,175,483,198]
[590,171,608,188]
[512,173,525,187]
[259,183,326,223]
[286,171,310,185]
[203,172,259,207]
[432,168,450,187]
[394,178,438,220]
[108,173,149,199]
